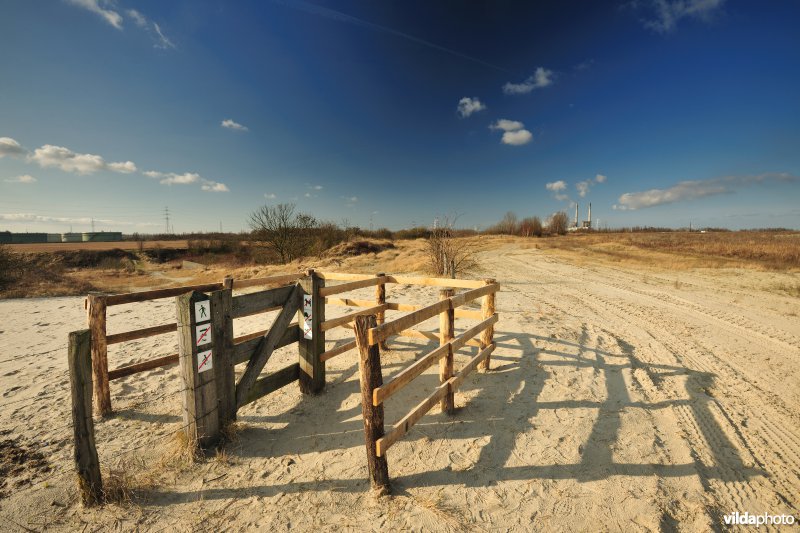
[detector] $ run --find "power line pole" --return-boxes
[164,207,170,234]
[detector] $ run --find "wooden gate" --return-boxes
[176,270,325,448]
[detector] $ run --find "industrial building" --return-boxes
[0,231,123,244]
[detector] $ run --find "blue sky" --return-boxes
[1,0,799,233]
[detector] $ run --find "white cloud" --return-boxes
[153,22,175,49]
[640,0,725,33]
[614,172,796,210]
[201,181,229,192]
[457,97,486,118]
[4,174,37,184]
[0,212,158,227]
[126,8,147,27]
[304,192,312,198]
[221,119,249,132]
[546,180,569,201]
[0,137,26,158]
[576,173,608,197]
[501,129,533,146]
[67,0,123,29]
[29,144,137,175]
[264,193,277,199]
[489,119,532,145]
[490,119,524,132]
[503,67,554,95]
[145,170,229,192]
[312,184,323,190]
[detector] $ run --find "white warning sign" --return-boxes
[197,349,213,373]
[194,300,211,323]
[302,294,313,340]
[195,323,212,346]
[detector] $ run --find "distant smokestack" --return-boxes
[575,203,579,226]
[588,203,592,227]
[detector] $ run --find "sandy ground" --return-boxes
[1,243,799,531]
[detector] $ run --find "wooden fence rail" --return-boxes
[86,272,304,416]
[73,269,499,498]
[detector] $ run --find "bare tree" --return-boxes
[427,214,478,278]
[532,216,543,237]
[499,211,519,235]
[248,203,317,263]
[548,211,569,236]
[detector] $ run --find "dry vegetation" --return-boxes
[535,231,800,271]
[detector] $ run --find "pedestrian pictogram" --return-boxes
[194,300,210,323]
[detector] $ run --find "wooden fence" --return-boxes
[85,272,304,415]
[313,271,499,491]
[69,270,499,502]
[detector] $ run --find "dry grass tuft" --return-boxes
[101,458,157,505]
[160,430,204,468]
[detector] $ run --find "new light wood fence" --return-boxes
[313,271,499,491]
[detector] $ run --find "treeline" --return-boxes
[484,211,570,236]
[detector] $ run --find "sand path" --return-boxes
[0,244,798,531]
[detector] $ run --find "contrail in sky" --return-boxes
[271,0,508,72]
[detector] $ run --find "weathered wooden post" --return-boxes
[439,288,455,414]
[223,275,234,291]
[479,278,496,371]
[353,315,390,493]
[177,291,221,450]
[87,294,111,416]
[68,329,103,505]
[210,288,236,426]
[375,272,389,351]
[299,269,325,394]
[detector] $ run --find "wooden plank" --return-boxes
[320,304,387,332]
[449,283,500,308]
[326,297,376,308]
[372,344,448,406]
[106,322,176,345]
[68,329,103,506]
[480,279,497,371]
[386,301,419,312]
[450,314,498,353]
[177,291,220,449]
[320,339,357,362]
[389,303,481,319]
[211,289,236,426]
[87,294,111,416]
[376,381,449,457]
[231,285,295,319]
[454,309,483,320]
[316,271,375,281]
[318,276,387,297]
[439,289,455,414]
[368,299,450,346]
[298,270,325,394]
[354,315,391,492]
[376,273,389,351]
[239,363,300,406]
[385,275,484,289]
[396,328,439,342]
[235,285,301,408]
[232,325,299,365]
[106,283,223,306]
[231,273,303,290]
[108,353,178,380]
[450,343,495,391]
